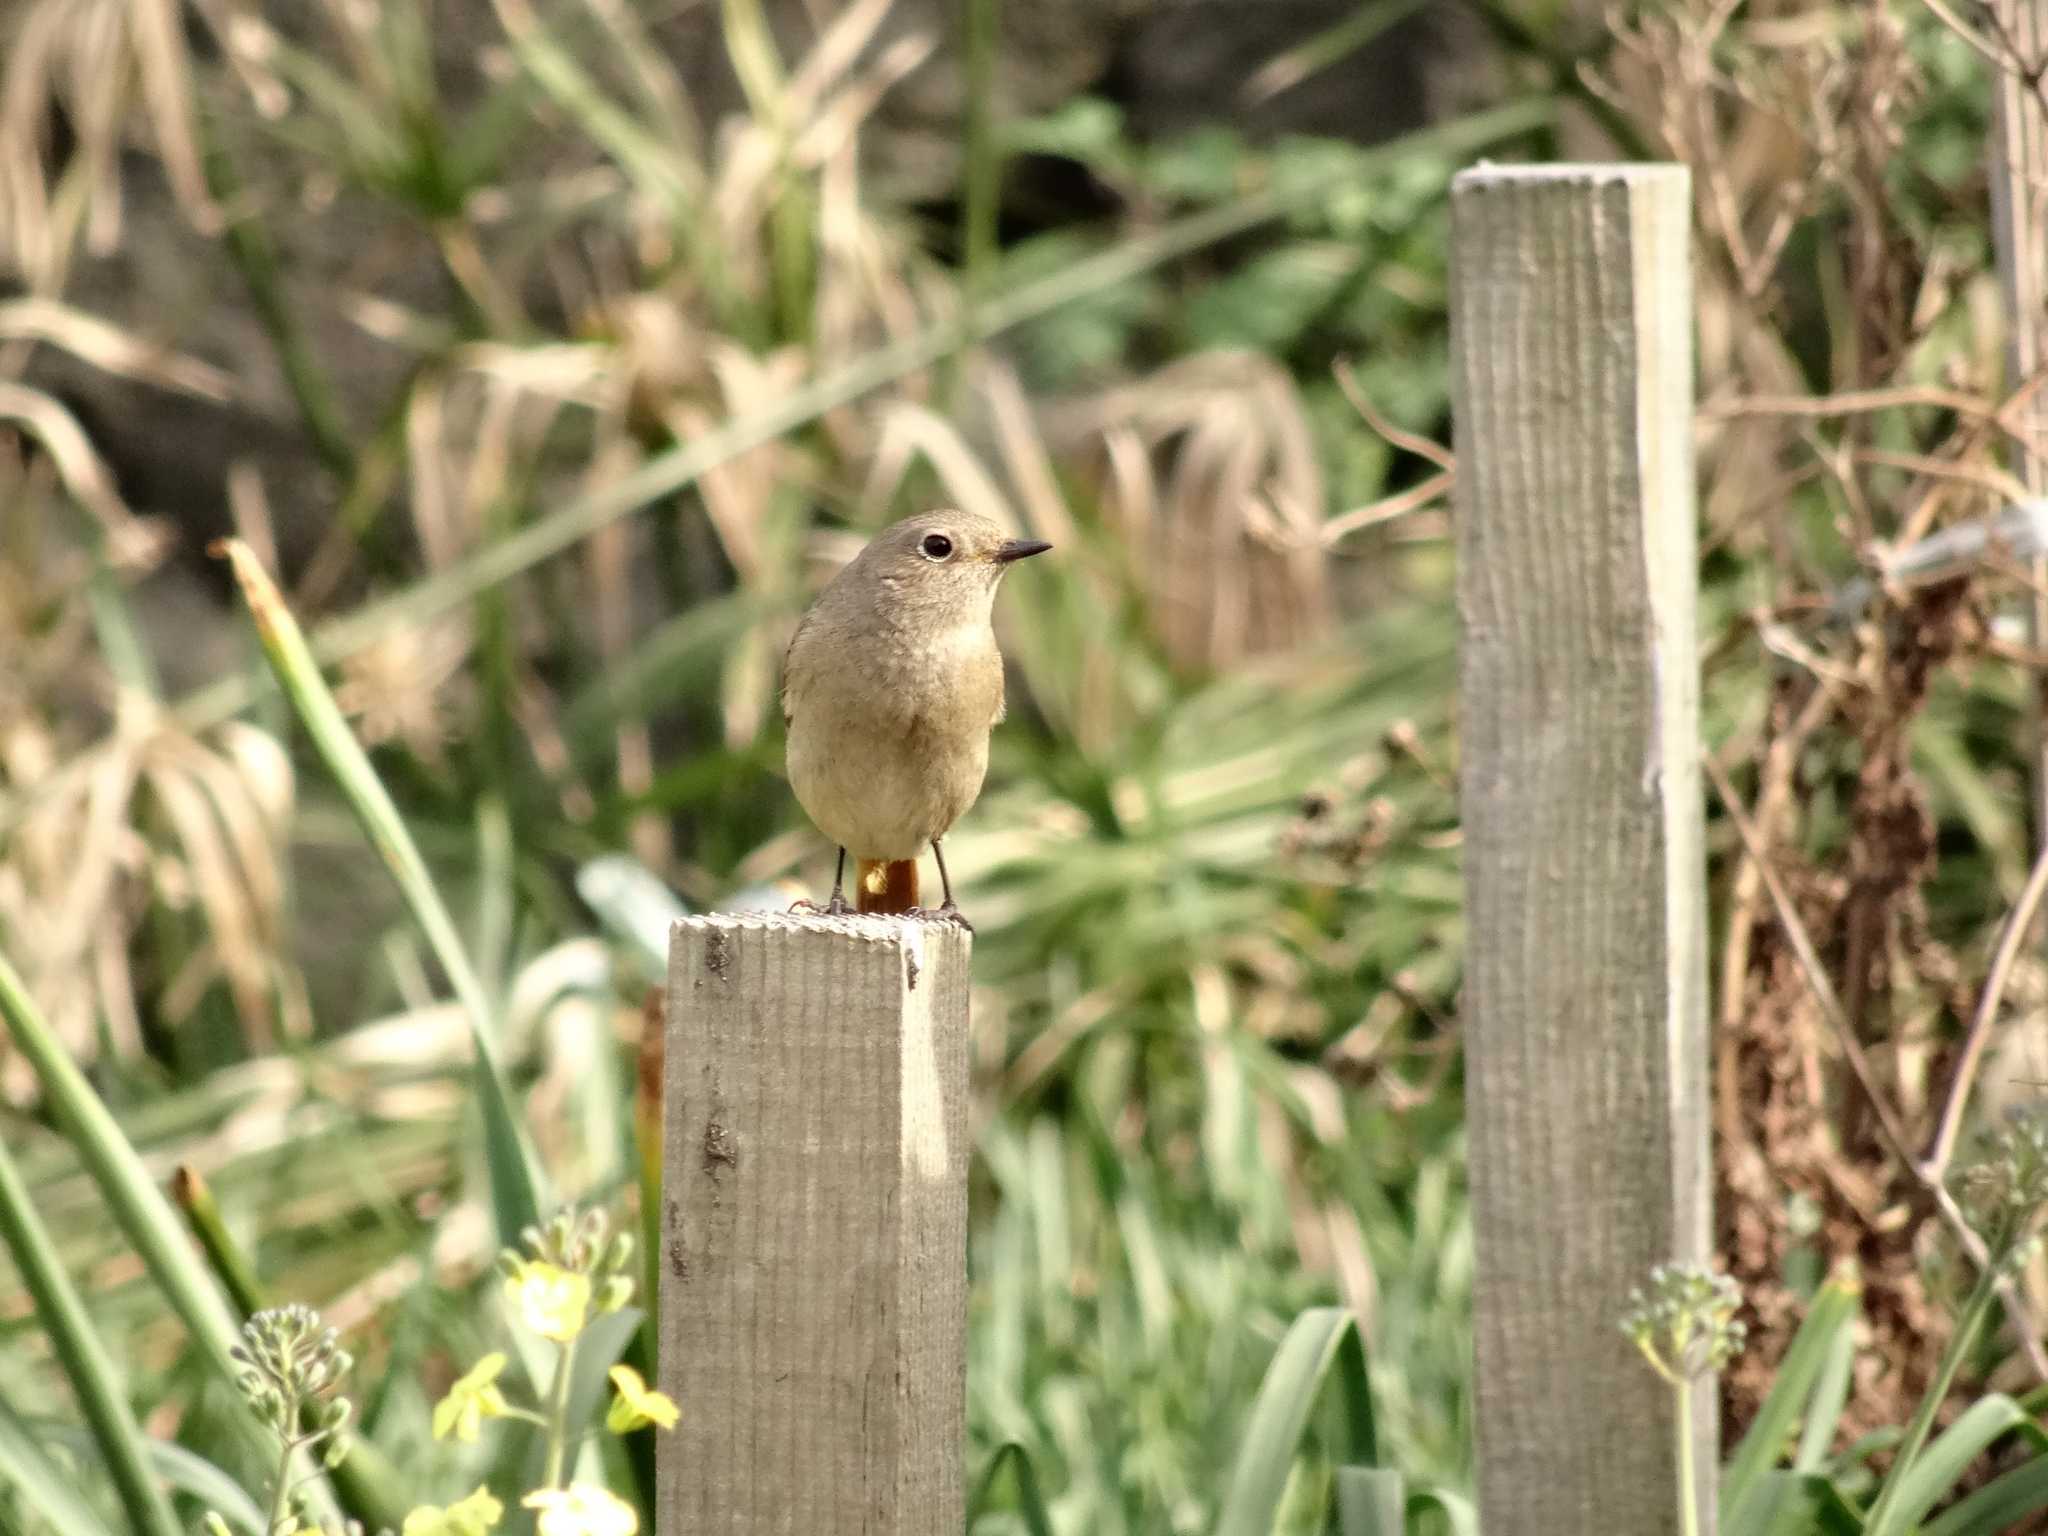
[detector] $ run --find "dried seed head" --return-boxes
[1958,1110,2048,1254]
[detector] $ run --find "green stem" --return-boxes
[0,1129,182,1536]
[960,0,1000,300]
[1675,1379,1698,1536]
[541,1338,579,1489]
[197,112,358,485]
[264,1427,299,1536]
[170,1167,413,1536]
[1863,1232,2009,1536]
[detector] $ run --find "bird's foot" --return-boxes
[906,902,974,934]
[788,894,855,918]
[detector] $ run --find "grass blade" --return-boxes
[1215,1307,1374,1536]
[213,538,545,1244]
[0,954,355,1521]
[26,1423,266,1536]
[1793,1298,1859,1474]
[1879,1394,2041,1535]
[1723,1272,1861,1526]
[1731,1471,1867,1536]
[170,1166,413,1534]
[969,1442,1055,1536]
[1922,1451,2048,1536]
[0,953,238,1375]
[0,1132,181,1536]
[171,1164,266,1316]
[0,1392,115,1536]
[1406,1487,1480,1536]
[1333,1466,1403,1536]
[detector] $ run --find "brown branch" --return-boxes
[1705,752,1919,1166]
[1322,472,1455,545]
[1700,385,2005,423]
[1334,359,1456,471]
[1925,834,2048,1176]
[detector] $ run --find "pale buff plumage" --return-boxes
[782,510,1049,914]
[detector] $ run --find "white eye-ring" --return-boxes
[920,532,955,561]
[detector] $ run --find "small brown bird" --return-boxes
[782,509,1050,928]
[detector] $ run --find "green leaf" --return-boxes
[1793,1303,1859,1474]
[1880,1395,2042,1535]
[214,539,545,1246]
[0,1131,181,1536]
[24,1423,266,1536]
[1737,1471,1866,1536]
[1215,1307,1375,1536]
[1723,1274,1861,1527]
[515,1307,644,1494]
[969,1443,1055,1536]
[1333,1466,1403,1536]
[0,956,254,1407]
[0,1394,115,1536]
[167,1169,412,1535]
[1923,1452,2048,1536]
[1405,1487,1480,1536]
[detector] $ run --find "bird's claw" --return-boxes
[788,894,854,918]
[906,902,974,934]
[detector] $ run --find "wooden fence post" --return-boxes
[658,912,972,1534]
[1989,0,2048,887]
[1450,165,1711,1534]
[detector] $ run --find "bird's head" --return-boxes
[853,509,1052,623]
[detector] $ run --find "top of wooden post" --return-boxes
[666,908,969,996]
[1453,161,1688,186]
[671,907,970,940]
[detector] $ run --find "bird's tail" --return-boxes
[856,858,919,914]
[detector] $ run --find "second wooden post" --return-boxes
[659,912,971,1533]
[1451,164,1711,1534]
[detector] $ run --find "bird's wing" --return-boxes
[982,645,1007,727]
[780,612,812,726]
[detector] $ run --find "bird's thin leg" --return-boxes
[791,848,855,918]
[927,840,973,932]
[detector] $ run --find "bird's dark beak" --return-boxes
[995,538,1052,564]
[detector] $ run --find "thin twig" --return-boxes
[1851,448,2031,507]
[1334,360,1455,470]
[1925,835,2048,1176]
[1700,385,2005,423]
[1321,472,1454,545]
[1918,0,2030,76]
[1705,752,1919,1167]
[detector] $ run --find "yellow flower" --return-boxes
[431,1353,510,1443]
[523,1483,638,1536]
[604,1365,679,1433]
[505,1261,592,1343]
[402,1486,504,1536]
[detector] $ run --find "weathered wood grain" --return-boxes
[1989,2,2048,874]
[658,912,970,1535]
[1450,163,1711,1535]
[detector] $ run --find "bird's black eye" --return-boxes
[920,533,954,561]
